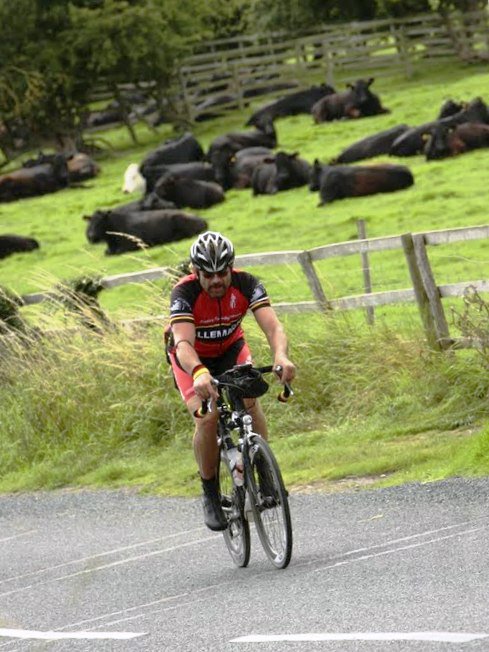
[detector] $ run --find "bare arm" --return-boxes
[172,322,218,400]
[253,306,296,384]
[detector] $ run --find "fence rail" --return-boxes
[18,223,489,350]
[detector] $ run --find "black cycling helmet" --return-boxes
[190,231,235,273]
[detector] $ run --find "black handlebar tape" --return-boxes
[278,382,293,402]
[193,399,210,418]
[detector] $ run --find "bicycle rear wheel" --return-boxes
[246,434,292,569]
[219,450,251,567]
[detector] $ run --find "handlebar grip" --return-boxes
[274,365,294,402]
[193,399,211,418]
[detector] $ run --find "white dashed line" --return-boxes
[231,632,489,643]
[0,628,145,641]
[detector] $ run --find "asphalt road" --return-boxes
[0,477,488,651]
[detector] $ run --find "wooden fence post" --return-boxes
[297,251,331,311]
[394,23,413,79]
[323,41,335,87]
[230,64,245,112]
[412,233,451,348]
[401,233,440,350]
[357,219,374,325]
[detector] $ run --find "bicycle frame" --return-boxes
[198,363,293,568]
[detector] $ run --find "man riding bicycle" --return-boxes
[166,231,296,531]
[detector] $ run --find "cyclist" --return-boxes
[166,231,296,531]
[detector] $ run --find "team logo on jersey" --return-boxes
[171,298,190,312]
[230,292,237,309]
[250,283,267,303]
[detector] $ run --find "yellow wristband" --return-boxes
[192,366,210,381]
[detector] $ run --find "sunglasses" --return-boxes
[200,268,230,280]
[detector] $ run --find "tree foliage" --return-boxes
[0,0,219,154]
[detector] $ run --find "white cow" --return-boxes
[122,163,146,194]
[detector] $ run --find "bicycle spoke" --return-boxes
[219,452,251,568]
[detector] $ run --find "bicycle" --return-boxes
[196,363,293,569]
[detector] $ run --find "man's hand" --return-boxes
[193,371,219,401]
[274,355,296,385]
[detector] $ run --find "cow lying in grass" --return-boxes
[424,122,489,160]
[0,235,39,259]
[311,78,389,123]
[310,160,414,204]
[84,209,207,255]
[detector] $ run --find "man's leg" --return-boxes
[245,398,268,440]
[187,395,219,479]
[186,395,227,531]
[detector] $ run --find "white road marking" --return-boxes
[0,527,207,585]
[0,628,144,640]
[314,526,485,573]
[338,519,488,558]
[231,632,489,643]
[62,579,236,631]
[0,531,37,544]
[0,535,217,598]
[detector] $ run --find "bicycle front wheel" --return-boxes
[219,451,251,568]
[246,434,292,569]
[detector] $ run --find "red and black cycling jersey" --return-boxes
[169,270,270,357]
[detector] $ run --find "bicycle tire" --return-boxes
[219,450,251,568]
[246,434,292,569]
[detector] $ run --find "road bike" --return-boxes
[197,363,293,569]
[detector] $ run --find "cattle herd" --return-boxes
[2,77,489,259]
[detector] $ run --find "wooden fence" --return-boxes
[177,10,489,122]
[19,223,489,351]
[88,10,489,125]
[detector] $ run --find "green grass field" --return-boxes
[1,57,489,495]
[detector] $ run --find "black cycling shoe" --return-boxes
[202,493,228,531]
[201,477,228,531]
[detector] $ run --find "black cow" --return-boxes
[207,119,277,187]
[311,78,389,124]
[22,151,99,182]
[0,235,39,259]
[210,146,273,190]
[154,176,225,209]
[140,133,205,178]
[245,83,336,128]
[0,155,69,202]
[142,161,216,194]
[425,122,489,160]
[310,160,414,204]
[390,97,489,157]
[331,124,410,164]
[251,151,311,195]
[250,161,277,195]
[228,147,275,189]
[437,99,465,120]
[84,209,207,255]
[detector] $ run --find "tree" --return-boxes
[0,0,220,157]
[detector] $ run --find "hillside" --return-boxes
[1,58,489,494]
